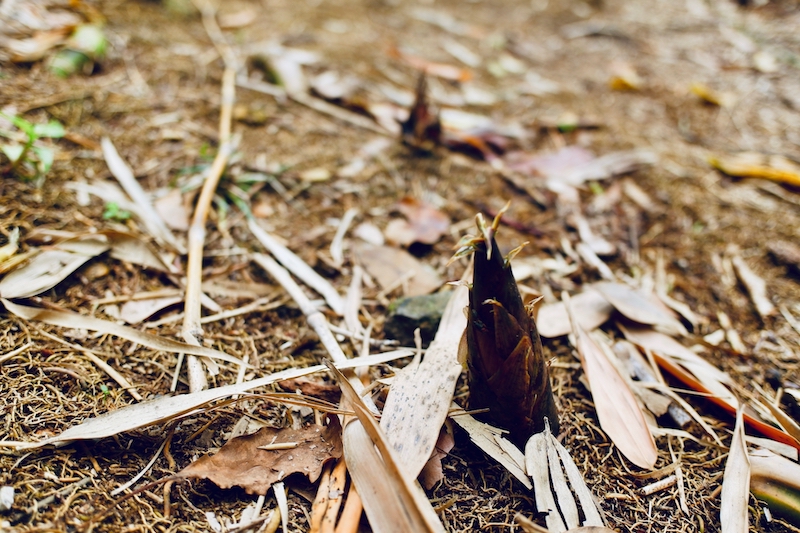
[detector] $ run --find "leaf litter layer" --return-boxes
[2,0,800,532]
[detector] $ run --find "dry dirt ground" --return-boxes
[2,0,800,531]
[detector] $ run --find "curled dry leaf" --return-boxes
[750,448,800,526]
[0,235,109,299]
[456,207,559,446]
[177,417,343,495]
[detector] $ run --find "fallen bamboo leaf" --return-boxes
[381,280,466,482]
[0,349,412,449]
[449,407,531,490]
[2,299,245,366]
[730,254,776,319]
[537,288,613,338]
[0,235,109,298]
[177,417,343,494]
[102,137,186,253]
[565,295,658,469]
[327,361,445,533]
[750,448,800,526]
[720,408,750,533]
[709,152,800,188]
[120,295,183,324]
[249,221,345,315]
[593,282,686,336]
[393,196,451,245]
[524,419,605,531]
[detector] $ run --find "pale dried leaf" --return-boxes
[0,237,109,299]
[720,408,750,533]
[105,231,174,273]
[450,410,531,489]
[381,284,466,481]
[525,431,566,533]
[593,283,685,336]
[730,254,776,319]
[102,137,186,253]
[552,434,604,527]
[566,297,657,469]
[2,299,244,366]
[352,241,442,296]
[120,295,183,324]
[538,289,613,338]
[249,221,345,315]
[328,362,445,533]
[154,188,190,231]
[2,349,412,449]
[177,418,343,494]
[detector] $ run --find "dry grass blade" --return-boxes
[1,350,412,449]
[564,293,657,469]
[380,282,467,480]
[720,407,750,533]
[327,361,445,533]
[2,298,245,366]
[101,137,185,254]
[249,222,345,315]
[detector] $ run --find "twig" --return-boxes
[182,65,237,392]
[27,476,92,515]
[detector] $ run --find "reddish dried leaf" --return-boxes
[395,196,450,245]
[277,377,341,404]
[177,418,343,495]
[418,425,455,490]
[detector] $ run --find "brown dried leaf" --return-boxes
[593,282,686,336]
[352,241,442,296]
[177,418,343,495]
[418,425,455,490]
[566,296,658,469]
[395,196,450,245]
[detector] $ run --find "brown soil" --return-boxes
[2,0,800,531]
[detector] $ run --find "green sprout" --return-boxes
[102,202,132,221]
[0,113,65,180]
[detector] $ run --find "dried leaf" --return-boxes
[418,425,455,490]
[709,152,800,187]
[2,298,244,366]
[352,241,442,296]
[1,349,413,449]
[395,196,450,245]
[102,137,186,254]
[538,288,613,338]
[389,47,472,81]
[381,282,466,480]
[730,254,776,319]
[593,282,686,336]
[178,418,343,494]
[449,410,531,489]
[720,408,750,533]
[750,448,800,525]
[120,295,183,324]
[327,361,445,533]
[0,236,109,299]
[154,189,190,231]
[525,429,566,532]
[566,296,657,469]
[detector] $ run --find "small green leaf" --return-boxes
[32,146,54,173]
[9,115,35,138]
[1,143,24,163]
[103,202,132,221]
[33,120,65,139]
